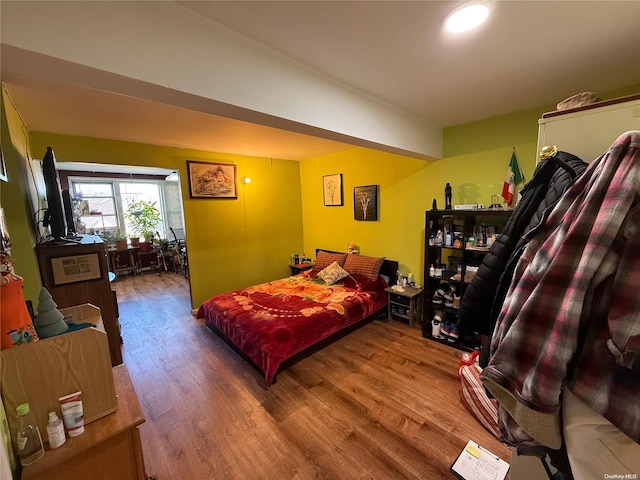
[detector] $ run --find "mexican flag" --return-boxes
[501,151,524,206]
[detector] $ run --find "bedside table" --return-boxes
[289,263,314,275]
[384,286,423,327]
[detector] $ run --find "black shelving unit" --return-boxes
[422,209,512,351]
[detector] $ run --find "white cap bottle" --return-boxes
[46,411,66,449]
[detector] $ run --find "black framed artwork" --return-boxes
[354,184,378,221]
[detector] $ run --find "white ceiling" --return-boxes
[2,1,639,162]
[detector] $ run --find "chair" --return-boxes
[156,234,184,275]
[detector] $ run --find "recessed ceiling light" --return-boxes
[445,2,490,33]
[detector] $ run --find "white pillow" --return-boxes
[317,261,349,286]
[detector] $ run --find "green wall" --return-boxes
[26,133,304,308]
[1,92,42,304]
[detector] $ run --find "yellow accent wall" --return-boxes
[28,133,304,308]
[300,149,429,278]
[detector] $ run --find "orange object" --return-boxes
[1,275,39,349]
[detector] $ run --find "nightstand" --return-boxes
[289,262,314,275]
[385,286,423,327]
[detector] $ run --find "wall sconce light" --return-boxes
[241,176,252,184]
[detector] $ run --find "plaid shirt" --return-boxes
[481,131,640,449]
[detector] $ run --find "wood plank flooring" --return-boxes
[113,273,510,479]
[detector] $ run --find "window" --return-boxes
[70,177,183,239]
[72,182,118,233]
[120,181,165,237]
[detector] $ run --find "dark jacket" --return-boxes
[458,152,588,363]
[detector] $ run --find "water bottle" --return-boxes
[16,403,44,466]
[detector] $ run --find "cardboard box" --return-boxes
[1,304,116,445]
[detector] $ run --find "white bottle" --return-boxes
[429,264,435,277]
[435,230,443,246]
[46,411,66,449]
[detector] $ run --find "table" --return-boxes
[107,246,139,276]
[289,262,314,275]
[21,364,147,480]
[385,286,423,327]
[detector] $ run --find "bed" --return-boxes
[197,249,398,386]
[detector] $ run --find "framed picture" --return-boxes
[322,173,343,206]
[0,145,7,182]
[50,253,102,286]
[187,160,237,199]
[354,185,378,221]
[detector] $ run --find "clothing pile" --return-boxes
[460,131,640,478]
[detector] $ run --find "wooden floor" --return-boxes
[112,273,510,479]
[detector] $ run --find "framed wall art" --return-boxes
[322,173,343,206]
[50,253,102,286]
[187,160,237,199]
[354,185,378,221]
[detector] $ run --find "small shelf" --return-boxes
[430,245,464,251]
[423,209,512,350]
[424,332,476,352]
[385,286,423,328]
[465,246,491,252]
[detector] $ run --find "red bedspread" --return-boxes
[197,272,389,385]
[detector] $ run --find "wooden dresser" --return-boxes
[20,364,147,480]
[34,235,122,366]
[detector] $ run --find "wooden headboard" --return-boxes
[315,248,398,284]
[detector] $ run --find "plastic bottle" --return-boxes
[429,264,435,277]
[16,403,44,466]
[46,411,66,449]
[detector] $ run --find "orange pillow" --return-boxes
[313,251,347,273]
[343,254,385,282]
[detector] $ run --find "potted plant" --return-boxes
[125,200,161,251]
[114,230,128,250]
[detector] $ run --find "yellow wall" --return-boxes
[27,133,304,308]
[300,141,537,284]
[300,149,429,278]
[300,85,639,285]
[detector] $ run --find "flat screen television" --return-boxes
[41,147,68,240]
[61,189,76,234]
